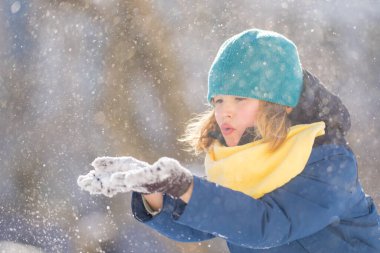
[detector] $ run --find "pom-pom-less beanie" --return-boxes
[207,29,303,107]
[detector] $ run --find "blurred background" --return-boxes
[0,0,379,252]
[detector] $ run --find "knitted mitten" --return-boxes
[78,156,193,198]
[77,156,150,197]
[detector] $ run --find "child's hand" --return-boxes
[78,156,193,198]
[77,169,118,197]
[110,157,193,198]
[77,156,151,197]
[91,156,151,172]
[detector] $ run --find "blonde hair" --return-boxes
[179,101,291,154]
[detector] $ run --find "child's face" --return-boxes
[213,95,260,147]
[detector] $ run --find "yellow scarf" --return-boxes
[205,122,325,199]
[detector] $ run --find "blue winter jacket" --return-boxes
[132,144,380,253]
[131,71,380,252]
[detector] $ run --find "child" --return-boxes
[78,29,380,252]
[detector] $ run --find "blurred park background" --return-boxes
[1,0,379,252]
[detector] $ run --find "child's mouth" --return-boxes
[221,124,235,136]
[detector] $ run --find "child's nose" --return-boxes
[222,102,235,118]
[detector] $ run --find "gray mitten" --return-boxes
[77,156,151,197]
[110,157,193,198]
[77,169,117,197]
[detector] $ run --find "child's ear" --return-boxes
[286,107,293,114]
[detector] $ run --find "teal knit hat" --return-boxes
[207,29,303,107]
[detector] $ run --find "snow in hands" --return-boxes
[77,156,151,197]
[77,156,193,198]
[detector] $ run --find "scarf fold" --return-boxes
[205,121,325,198]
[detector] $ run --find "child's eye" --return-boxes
[235,97,247,102]
[213,98,223,104]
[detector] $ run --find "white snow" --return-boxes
[10,1,21,14]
